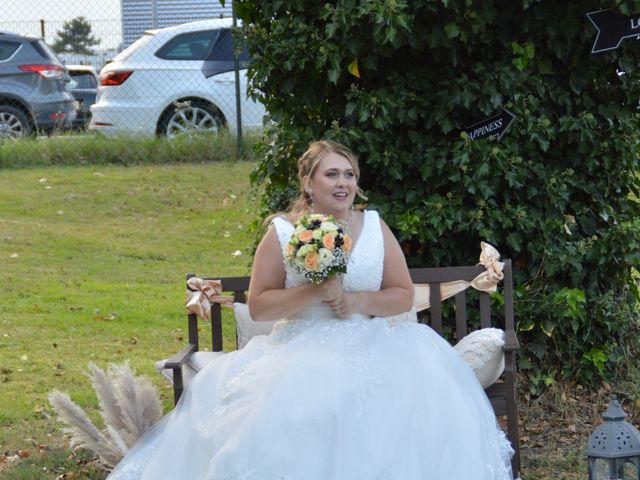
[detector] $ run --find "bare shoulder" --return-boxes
[256,223,284,256]
[375,213,396,239]
[250,225,286,293]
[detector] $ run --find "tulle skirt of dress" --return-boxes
[107,312,513,480]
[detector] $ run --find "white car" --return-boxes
[90,18,265,137]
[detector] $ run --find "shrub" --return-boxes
[238,0,640,389]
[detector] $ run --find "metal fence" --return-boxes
[0,0,264,141]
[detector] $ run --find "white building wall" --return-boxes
[121,0,233,47]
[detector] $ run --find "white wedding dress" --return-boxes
[107,210,513,480]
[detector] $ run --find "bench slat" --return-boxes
[480,292,491,328]
[429,283,442,334]
[455,291,467,341]
[212,303,223,352]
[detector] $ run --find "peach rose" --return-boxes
[342,235,353,253]
[298,229,314,243]
[303,251,320,271]
[322,232,336,250]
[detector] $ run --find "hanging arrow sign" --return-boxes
[464,108,516,141]
[587,9,640,53]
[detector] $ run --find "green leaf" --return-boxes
[445,23,460,39]
[541,319,556,337]
[328,58,341,84]
[512,57,528,71]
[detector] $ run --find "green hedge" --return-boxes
[238,0,640,391]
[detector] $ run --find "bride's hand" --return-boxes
[327,292,359,318]
[318,275,343,303]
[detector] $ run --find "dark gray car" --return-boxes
[66,65,98,129]
[0,31,76,139]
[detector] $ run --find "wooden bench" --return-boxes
[165,260,520,478]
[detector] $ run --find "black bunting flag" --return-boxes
[464,109,516,141]
[587,9,640,53]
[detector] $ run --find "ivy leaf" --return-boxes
[541,319,556,337]
[347,58,360,78]
[569,72,587,94]
[327,58,341,84]
[445,23,460,39]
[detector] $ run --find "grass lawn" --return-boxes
[0,160,623,479]
[0,161,257,479]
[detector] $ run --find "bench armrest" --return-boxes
[503,330,519,352]
[164,343,197,369]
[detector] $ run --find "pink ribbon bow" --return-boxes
[185,277,234,321]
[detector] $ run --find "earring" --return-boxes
[306,190,314,211]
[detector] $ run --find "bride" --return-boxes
[107,140,513,479]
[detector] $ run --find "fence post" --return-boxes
[231,2,243,158]
[40,19,45,40]
[151,0,158,28]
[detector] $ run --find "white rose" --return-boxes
[321,221,338,231]
[318,248,334,267]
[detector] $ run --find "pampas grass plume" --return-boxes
[49,362,163,468]
[48,390,124,467]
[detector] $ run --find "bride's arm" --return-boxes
[328,219,414,318]
[247,227,342,321]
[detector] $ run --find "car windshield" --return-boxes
[113,33,155,62]
[69,71,97,89]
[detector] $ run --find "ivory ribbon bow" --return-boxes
[185,277,234,321]
[413,242,504,312]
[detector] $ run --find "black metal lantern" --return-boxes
[586,396,640,479]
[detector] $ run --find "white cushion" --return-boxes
[453,327,505,389]
[234,302,278,349]
[189,351,225,372]
[155,351,225,386]
[156,303,278,386]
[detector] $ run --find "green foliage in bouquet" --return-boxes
[236,0,640,389]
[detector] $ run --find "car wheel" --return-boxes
[0,105,32,140]
[160,100,226,138]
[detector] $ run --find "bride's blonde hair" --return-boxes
[288,140,366,218]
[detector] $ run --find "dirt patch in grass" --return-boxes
[519,381,640,479]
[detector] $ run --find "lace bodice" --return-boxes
[271,210,384,321]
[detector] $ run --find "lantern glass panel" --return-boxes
[623,462,638,477]
[589,457,620,480]
[588,457,639,479]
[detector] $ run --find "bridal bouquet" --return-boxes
[284,213,352,284]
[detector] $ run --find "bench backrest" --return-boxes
[192,260,515,351]
[411,262,515,342]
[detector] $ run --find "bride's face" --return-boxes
[306,152,357,220]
